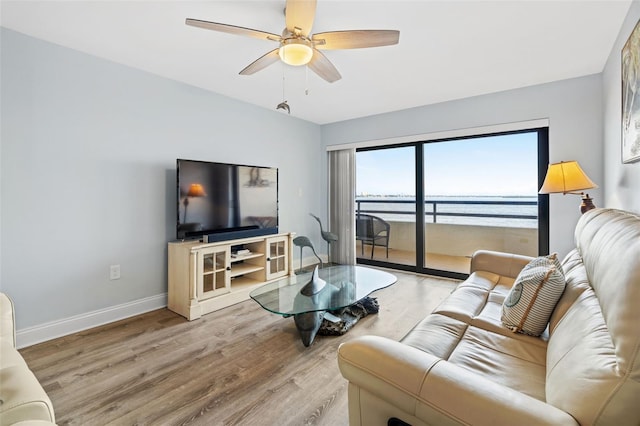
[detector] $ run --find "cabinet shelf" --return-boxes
[230,264,264,278]
[230,252,263,263]
[230,276,263,288]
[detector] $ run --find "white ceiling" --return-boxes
[0,1,632,124]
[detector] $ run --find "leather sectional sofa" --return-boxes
[338,208,640,425]
[0,292,56,425]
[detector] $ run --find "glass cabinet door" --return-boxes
[266,237,288,280]
[198,246,230,299]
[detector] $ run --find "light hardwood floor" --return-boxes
[20,269,458,426]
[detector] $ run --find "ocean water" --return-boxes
[355,196,539,228]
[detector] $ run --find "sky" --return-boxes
[356,132,539,197]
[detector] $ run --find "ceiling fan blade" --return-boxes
[239,49,281,75]
[285,0,317,36]
[186,18,281,41]
[308,49,341,83]
[313,30,400,50]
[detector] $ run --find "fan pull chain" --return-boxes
[276,64,290,114]
[305,66,309,96]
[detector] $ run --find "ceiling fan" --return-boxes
[186,0,400,83]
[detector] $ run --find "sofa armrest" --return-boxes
[338,336,440,417]
[470,250,533,278]
[338,336,578,426]
[1,292,16,348]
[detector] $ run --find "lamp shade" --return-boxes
[539,161,597,194]
[187,183,206,197]
[278,39,313,66]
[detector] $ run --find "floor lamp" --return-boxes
[539,161,598,214]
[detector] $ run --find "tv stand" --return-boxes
[168,232,294,320]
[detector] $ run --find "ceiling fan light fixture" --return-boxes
[278,38,313,66]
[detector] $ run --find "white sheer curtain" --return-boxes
[328,148,356,265]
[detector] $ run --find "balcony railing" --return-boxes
[356,198,538,227]
[354,198,540,270]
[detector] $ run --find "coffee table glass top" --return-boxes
[249,265,396,316]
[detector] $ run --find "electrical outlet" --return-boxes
[110,264,121,280]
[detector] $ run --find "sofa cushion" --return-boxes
[548,249,590,334]
[447,326,547,401]
[431,285,488,323]
[406,277,550,401]
[460,270,516,293]
[501,256,565,336]
[401,313,468,359]
[471,291,549,346]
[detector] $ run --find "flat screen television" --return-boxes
[176,159,278,241]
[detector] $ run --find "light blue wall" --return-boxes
[603,0,640,212]
[0,28,323,330]
[321,75,605,258]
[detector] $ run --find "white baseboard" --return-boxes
[16,293,168,349]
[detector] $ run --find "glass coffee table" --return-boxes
[250,265,397,346]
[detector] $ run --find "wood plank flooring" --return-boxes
[19,269,458,426]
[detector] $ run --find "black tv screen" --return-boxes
[176,159,278,240]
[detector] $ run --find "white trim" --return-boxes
[16,293,168,349]
[326,118,550,151]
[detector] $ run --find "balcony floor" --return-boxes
[357,245,471,274]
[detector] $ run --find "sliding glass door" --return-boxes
[422,133,540,275]
[356,146,416,267]
[355,128,548,279]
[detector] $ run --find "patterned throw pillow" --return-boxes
[535,253,565,278]
[501,255,566,336]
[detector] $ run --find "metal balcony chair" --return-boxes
[355,214,390,259]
